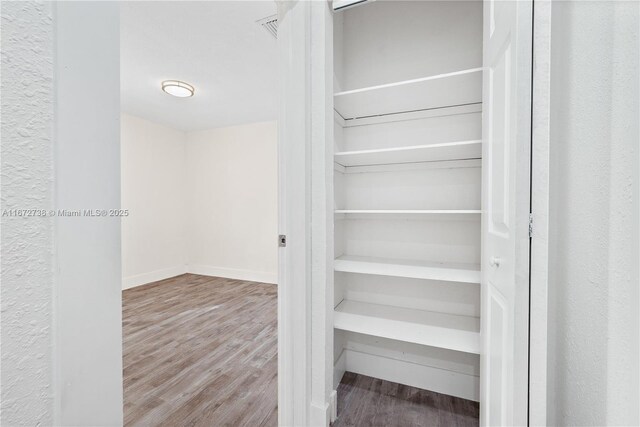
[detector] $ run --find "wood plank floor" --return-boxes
[333,372,479,427]
[124,273,479,426]
[123,273,278,427]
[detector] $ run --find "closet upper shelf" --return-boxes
[334,140,482,167]
[334,255,481,284]
[334,68,483,120]
[334,300,480,354]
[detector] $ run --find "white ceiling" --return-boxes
[121,1,278,132]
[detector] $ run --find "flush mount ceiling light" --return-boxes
[161,80,195,98]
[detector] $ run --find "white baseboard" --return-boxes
[310,400,331,427]
[187,264,277,284]
[339,349,479,402]
[330,390,338,423]
[122,265,187,290]
[333,350,347,389]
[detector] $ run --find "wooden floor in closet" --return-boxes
[334,372,479,427]
[123,274,278,426]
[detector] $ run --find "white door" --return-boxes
[481,0,533,425]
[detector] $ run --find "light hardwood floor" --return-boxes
[334,372,479,427]
[123,274,479,427]
[123,274,278,426]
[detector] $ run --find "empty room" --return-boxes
[119,2,278,425]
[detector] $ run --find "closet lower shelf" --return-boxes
[334,255,481,284]
[334,300,480,354]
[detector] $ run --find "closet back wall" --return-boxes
[121,116,278,288]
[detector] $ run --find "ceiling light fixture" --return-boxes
[161,80,195,98]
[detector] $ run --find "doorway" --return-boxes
[119,2,278,425]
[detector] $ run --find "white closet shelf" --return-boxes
[334,300,480,354]
[334,209,481,214]
[334,255,481,284]
[334,140,482,167]
[334,68,483,120]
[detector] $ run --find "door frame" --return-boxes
[277,0,553,425]
[276,1,312,424]
[277,1,335,425]
[529,1,552,424]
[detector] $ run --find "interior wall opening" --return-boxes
[119,2,279,425]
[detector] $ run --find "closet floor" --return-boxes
[123,273,277,426]
[333,372,479,427]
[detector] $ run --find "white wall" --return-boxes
[186,121,278,284]
[121,119,278,286]
[1,2,55,425]
[547,1,639,425]
[121,114,187,288]
[55,2,123,425]
[338,0,482,90]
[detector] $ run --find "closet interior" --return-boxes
[332,0,484,402]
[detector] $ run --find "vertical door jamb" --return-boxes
[529,0,552,424]
[277,1,312,425]
[309,1,336,426]
[277,2,335,425]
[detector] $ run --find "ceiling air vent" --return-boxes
[256,14,278,39]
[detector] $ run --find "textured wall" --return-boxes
[547,1,639,425]
[0,2,55,425]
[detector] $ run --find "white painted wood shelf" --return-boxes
[334,255,481,284]
[334,300,480,354]
[334,68,483,120]
[334,140,482,167]
[334,209,481,215]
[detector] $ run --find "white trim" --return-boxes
[277,1,313,425]
[529,1,552,425]
[54,3,122,424]
[329,390,338,423]
[340,349,480,402]
[309,2,335,426]
[187,265,277,284]
[122,265,188,290]
[333,350,347,389]
[309,402,331,427]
